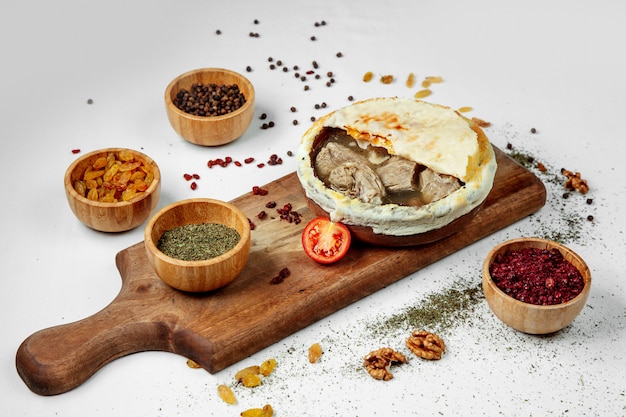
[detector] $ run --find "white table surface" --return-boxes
[1,0,625,416]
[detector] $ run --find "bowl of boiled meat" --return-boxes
[295,97,498,246]
[482,238,591,334]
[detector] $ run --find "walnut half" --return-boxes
[561,168,589,194]
[406,330,446,360]
[363,347,407,381]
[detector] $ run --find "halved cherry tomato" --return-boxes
[301,217,351,264]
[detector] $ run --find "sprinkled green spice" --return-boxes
[368,278,484,338]
[504,143,593,245]
[157,223,240,261]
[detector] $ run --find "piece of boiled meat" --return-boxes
[329,161,387,204]
[315,142,369,179]
[418,168,461,203]
[376,156,418,193]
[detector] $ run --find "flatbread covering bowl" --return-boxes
[296,97,498,247]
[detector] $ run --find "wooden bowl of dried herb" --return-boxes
[64,148,161,232]
[164,68,255,146]
[482,238,591,334]
[144,198,251,292]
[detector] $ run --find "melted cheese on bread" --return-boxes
[325,98,478,182]
[296,97,497,236]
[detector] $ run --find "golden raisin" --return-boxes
[414,89,432,99]
[259,358,277,376]
[425,75,444,83]
[234,365,260,382]
[217,384,237,405]
[74,150,153,203]
[186,358,201,368]
[241,404,273,417]
[363,71,373,82]
[241,372,262,388]
[380,74,394,84]
[458,106,473,113]
[308,343,323,363]
[406,72,415,88]
[261,404,274,417]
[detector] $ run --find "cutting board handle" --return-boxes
[15,302,173,396]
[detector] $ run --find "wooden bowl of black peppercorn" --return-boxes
[164,68,255,146]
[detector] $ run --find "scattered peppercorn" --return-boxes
[87,99,93,105]
[246,66,252,72]
[310,36,317,41]
[531,127,537,133]
[290,106,297,112]
[260,113,267,120]
[586,198,593,205]
[336,52,343,57]
[216,30,222,35]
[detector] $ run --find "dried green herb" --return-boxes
[368,278,484,338]
[157,223,240,261]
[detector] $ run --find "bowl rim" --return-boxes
[164,67,255,122]
[482,237,591,310]
[144,198,251,267]
[64,147,161,207]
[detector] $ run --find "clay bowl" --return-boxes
[144,198,251,292]
[305,197,484,247]
[64,148,161,232]
[164,68,255,146]
[482,238,591,334]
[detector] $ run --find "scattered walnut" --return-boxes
[406,330,446,360]
[561,168,589,194]
[363,347,407,381]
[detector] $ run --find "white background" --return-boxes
[1,0,625,416]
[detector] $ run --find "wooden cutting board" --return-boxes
[16,147,546,396]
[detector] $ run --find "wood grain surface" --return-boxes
[16,148,546,395]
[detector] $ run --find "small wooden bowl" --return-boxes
[144,198,251,292]
[64,148,161,232]
[164,68,255,146]
[482,238,591,334]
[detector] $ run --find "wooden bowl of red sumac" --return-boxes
[482,238,591,334]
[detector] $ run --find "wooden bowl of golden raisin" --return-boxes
[64,148,161,232]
